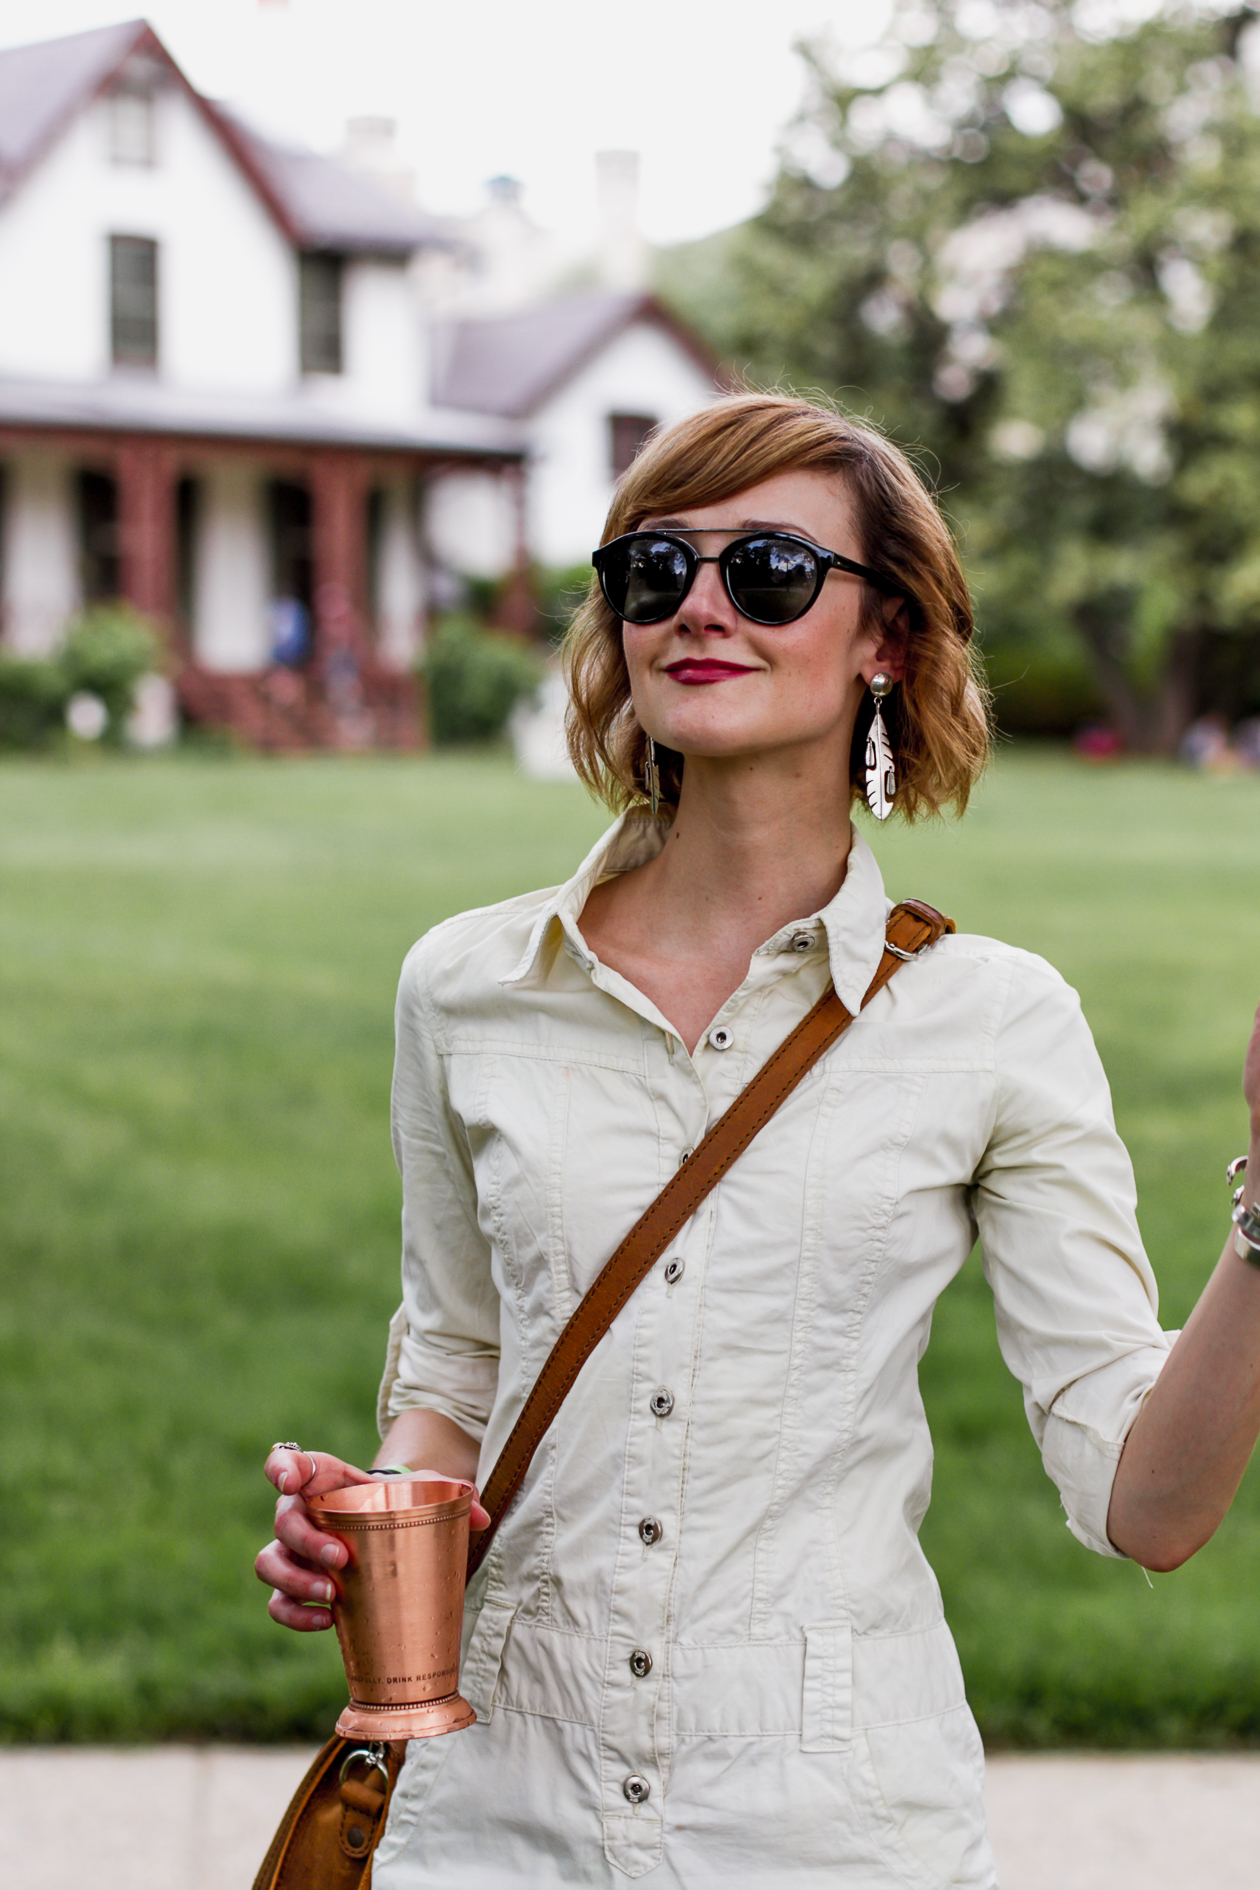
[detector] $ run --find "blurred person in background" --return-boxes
[257,395,1260,1889]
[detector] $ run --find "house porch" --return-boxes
[0,420,528,750]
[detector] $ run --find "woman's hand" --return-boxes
[254,1444,492,1632]
[255,1447,376,1632]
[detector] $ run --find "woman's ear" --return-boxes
[868,593,910,684]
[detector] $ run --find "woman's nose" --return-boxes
[678,558,735,630]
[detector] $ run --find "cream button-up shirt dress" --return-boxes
[371,815,1173,1889]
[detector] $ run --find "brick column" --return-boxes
[492,459,538,637]
[309,450,373,746]
[115,438,177,625]
[310,450,370,667]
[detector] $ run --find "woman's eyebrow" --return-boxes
[641,517,805,533]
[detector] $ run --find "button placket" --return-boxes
[601,1059,719,1851]
[602,1210,701,1835]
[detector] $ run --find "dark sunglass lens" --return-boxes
[609,536,692,623]
[725,536,819,624]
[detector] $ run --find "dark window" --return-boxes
[110,234,158,367]
[176,476,199,633]
[267,480,314,666]
[366,486,386,642]
[77,470,120,602]
[609,412,657,479]
[299,253,343,374]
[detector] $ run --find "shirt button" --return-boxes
[623,1774,651,1804]
[649,1387,674,1418]
[678,1147,693,1166]
[663,1257,685,1285]
[628,1649,653,1679]
[638,1515,663,1545]
[791,931,813,953]
[708,1026,734,1050]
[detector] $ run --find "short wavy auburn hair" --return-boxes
[562,392,990,821]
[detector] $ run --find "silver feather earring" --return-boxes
[644,735,661,818]
[864,673,896,821]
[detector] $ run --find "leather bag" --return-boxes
[253,898,954,1890]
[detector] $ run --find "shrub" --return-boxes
[536,562,596,648]
[421,616,542,745]
[0,655,67,751]
[61,606,163,744]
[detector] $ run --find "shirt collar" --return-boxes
[501,813,891,1012]
[501,811,670,988]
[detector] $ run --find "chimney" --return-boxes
[341,116,416,202]
[595,149,646,291]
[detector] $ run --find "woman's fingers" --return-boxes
[264,1447,373,1500]
[267,1586,334,1633]
[407,1464,492,1533]
[273,1491,352,1571]
[254,1538,336,1631]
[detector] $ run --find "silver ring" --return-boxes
[270,1442,314,1483]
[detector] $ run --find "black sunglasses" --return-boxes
[592,529,900,628]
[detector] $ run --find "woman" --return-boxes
[257,395,1260,1889]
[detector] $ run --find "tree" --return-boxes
[694,0,1260,748]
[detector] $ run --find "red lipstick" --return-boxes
[663,660,754,685]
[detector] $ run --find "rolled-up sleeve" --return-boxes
[377,936,501,1442]
[972,951,1175,1558]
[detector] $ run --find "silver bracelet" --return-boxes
[1228,1157,1260,1265]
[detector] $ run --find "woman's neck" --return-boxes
[579,748,855,1052]
[645,754,854,948]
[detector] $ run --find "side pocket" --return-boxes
[801,1619,853,1752]
[375,1304,409,1441]
[459,1599,516,1723]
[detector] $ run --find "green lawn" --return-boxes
[1,747,1257,1745]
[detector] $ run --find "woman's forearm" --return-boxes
[1107,1125,1260,1570]
[374,1407,483,1485]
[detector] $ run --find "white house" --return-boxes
[429,289,723,575]
[0,19,720,747]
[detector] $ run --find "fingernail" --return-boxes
[319,1581,334,1603]
[277,1472,289,1494]
[320,1544,342,1568]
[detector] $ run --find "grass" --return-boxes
[0,745,1257,1746]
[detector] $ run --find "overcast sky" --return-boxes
[0,0,888,246]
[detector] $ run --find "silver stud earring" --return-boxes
[864,673,896,821]
[645,735,661,818]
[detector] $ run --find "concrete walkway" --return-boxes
[4,1746,1260,1887]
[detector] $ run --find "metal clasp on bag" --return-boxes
[884,928,939,962]
[339,1742,390,1787]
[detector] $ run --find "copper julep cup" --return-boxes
[308,1475,477,1740]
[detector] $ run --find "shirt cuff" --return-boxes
[1036,1335,1178,1559]
[384,1329,500,1443]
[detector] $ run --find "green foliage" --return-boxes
[61,606,163,744]
[534,562,597,647]
[0,606,162,751]
[0,654,68,750]
[1,750,1259,1743]
[681,0,1260,747]
[420,614,543,745]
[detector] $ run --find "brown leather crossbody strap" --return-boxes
[467,897,954,1577]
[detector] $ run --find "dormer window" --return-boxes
[299,253,343,375]
[109,88,155,166]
